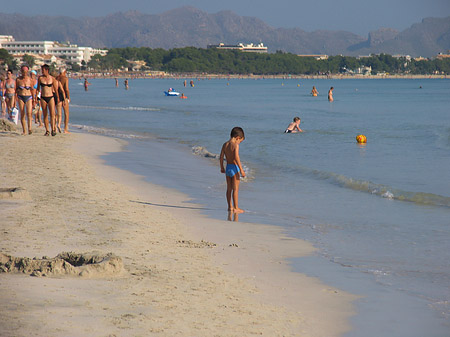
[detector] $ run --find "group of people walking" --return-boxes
[0,64,70,136]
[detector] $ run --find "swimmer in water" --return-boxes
[284,117,303,133]
[328,87,334,102]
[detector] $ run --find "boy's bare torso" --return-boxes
[222,140,239,164]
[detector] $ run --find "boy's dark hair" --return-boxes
[230,126,245,139]
[293,117,300,122]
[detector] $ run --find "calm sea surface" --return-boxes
[69,77,450,336]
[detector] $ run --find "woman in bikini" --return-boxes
[30,70,42,127]
[4,70,16,118]
[53,71,66,133]
[15,65,34,135]
[37,64,59,136]
[0,75,6,118]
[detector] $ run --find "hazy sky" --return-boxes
[2,0,449,36]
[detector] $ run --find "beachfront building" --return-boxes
[436,52,450,60]
[297,54,329,60]
[207,42,268,53]
[0,35,107,65]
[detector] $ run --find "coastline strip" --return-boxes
[0,127,357,336]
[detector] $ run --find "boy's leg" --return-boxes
[226,176,234,211]
[231,175,244,213]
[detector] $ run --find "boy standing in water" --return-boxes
[220,127,246,213]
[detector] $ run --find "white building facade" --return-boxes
[207,42,268,53]
[0,35,107,65]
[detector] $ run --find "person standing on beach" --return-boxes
[30,70,42,127]
[15,65,34,135]
[56,68,70,133]
[220,127,246,214]
[53,71,66,133]
[37,64,59,136]
[4,70,16,117]
[0,75,6,118]
[328,87,334,101]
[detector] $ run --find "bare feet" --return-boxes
[63,130,70,134]
[233,208,245,214]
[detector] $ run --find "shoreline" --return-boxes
[70,72,449,80]
[0,124,357,336]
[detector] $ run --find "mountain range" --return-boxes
[0,7,449,57]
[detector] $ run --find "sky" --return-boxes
[2,0,450,36]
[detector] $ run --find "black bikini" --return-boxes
[41,96,54,104]
[40,81,54,104]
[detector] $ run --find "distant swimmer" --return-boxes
[180,93,187,99]
[328,87,334,101]
[311,86,318,97]
[84,78,91,91]
[115,78,118,87]
[284,117,303,133]
[124,79,129,90]
[184,80,187,87]
[190,80,194,87]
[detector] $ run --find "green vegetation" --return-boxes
[0,48,16,70]
[101,47,450,75]
[1,47,449,75]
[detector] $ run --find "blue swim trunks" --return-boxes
[226,164,240,177]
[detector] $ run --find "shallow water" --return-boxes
[70,77,450,336]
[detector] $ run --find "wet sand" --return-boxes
[0,123,357,336]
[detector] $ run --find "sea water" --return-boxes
[70,77,450,336]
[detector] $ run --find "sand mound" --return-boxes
[0,118,17,131]
[0,187,30,200]
[0,252,123,278]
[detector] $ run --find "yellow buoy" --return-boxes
[356,134,367,143]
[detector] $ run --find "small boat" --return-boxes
[164,88,180,96]
[164,91,180,96]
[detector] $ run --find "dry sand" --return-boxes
[0,122,357,337]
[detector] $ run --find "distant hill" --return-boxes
[0,7,449,57]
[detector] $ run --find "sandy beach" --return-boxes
[0,122,357,336]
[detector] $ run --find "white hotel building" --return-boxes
[0,35,107,65]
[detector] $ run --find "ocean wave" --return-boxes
[192,146,219,159]
[72,124,150,139]
[70,104,160,112]
[191,146,253,182]
[311,169,450,208]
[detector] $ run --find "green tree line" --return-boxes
[105,47,450,75]
[2,47,450,75]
